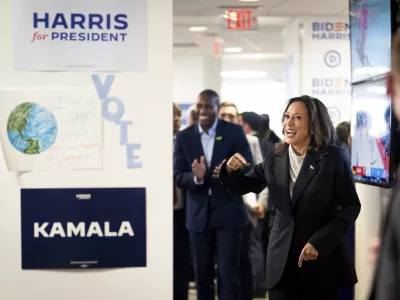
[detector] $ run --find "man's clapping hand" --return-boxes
[192,156,206,182]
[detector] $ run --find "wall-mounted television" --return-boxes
[350,0,392,83]
[351,77,399,187]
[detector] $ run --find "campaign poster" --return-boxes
[21,187,146,269]
[13,0,147,72]
[301,18,351,126]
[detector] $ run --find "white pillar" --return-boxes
[203,55,222,96]
[354,184,388,300]
[282,20,301,99]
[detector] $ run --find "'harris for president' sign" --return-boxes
[13,0,147,72]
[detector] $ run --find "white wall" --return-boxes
[173,55,205,104]
[219,57,287,136]
[0,0,173,299]
[282,20,301,98]
[354,184,391,300]
[173,54,223,104]
[223,58,285,81]
[220,78,287,137]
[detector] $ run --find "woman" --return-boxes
[334,121,351,164]
[219,96,361,300]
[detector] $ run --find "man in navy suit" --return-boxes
[174,90,253,300]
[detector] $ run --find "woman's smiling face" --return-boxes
[282,101,311,149]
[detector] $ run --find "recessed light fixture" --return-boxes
[239,0,260,1]
[188,26,208,32]
[220,70,268,79]
[224,47,243,53]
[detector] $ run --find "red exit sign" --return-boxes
[226,10,257,31]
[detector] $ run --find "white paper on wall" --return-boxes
[12,0,147,72]
[0,88,103,171]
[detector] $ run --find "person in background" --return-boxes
[174,90,253,300]
[188,104,198,126]
[173,103,191,300]
[258,114,281,148]
[240,111,272,298]
[219,95,361,300]
[333,121,354,300]
[334,121,351,164]
[369,31,400,300]
[218,103,267,300]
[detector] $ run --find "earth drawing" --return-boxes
[7,102,57,154]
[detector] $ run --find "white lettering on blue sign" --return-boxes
[33,221,135,238]
[76,194,91,200]
[92,75,142,169]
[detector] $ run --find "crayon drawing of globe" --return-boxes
[7,102,57,154]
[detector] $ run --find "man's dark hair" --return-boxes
[241,111,261,131]
[198,89,220,107]
[336,121,351,146]
[258,114,270,137]
[259,114,281,145]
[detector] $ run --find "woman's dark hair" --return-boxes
[276,95,336,153]
[336,121,351,147]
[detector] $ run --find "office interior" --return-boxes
[0,0,395,300]
[174,1,393,300]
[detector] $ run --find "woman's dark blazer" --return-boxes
[219,143,361,291]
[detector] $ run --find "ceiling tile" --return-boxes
[269,0,347,16]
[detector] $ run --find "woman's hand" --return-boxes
[298,243,319,268]
[226,153,250,173]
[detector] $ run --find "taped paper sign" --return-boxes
[0,89,103,171]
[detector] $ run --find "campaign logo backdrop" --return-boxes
[21,187,146,269]
[302,18,351,126]
[13,0,147,72]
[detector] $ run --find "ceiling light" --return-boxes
[239,0,260,1]
[223,53,286,60]
[220,70,268,80]
[188,26,208,32]
[224,47,242,53]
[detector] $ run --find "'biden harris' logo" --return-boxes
[30,13,129,43]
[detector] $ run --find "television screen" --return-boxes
[350,0,391,83]
[351,78,394,187]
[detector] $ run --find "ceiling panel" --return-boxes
[174,0,284,17]
[173,0,349,56]
[269,0,348,16]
